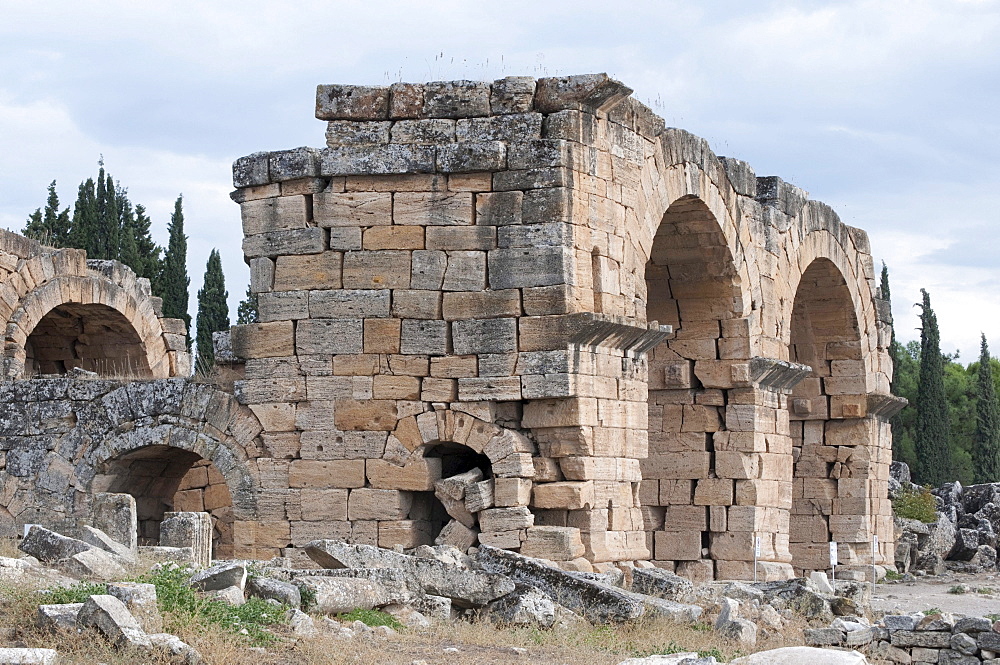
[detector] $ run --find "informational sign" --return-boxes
[754,536,761,558]
[829,541,838,567]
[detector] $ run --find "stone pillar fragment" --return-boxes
[90,493,137,552]
[160,511,213,568]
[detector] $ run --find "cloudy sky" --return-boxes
[1,0,998,359]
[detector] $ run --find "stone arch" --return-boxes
[785,253,879,577]
[1,253,186,379]
[76,381,263,557]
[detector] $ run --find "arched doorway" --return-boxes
[788,258,870,576]
[640,194,745,579]
[95,444,235,558]
[24,303,154,377]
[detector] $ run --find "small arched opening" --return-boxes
[24,303,153,377]
[95,445,235,558]
[405,442,493,548]
[788,257,869,575]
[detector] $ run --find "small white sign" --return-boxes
[754,536,761,558]
[873,534,879,550]
[829,541,839,567]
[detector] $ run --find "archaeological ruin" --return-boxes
[0,73,904,581]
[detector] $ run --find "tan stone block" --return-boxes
[388,355,430,376]
[346,174,445,192]
[241,196,308,235]
[479,506,534,532]
[430,355,478,378]
[448,173,492,191]
[693,478,734,506]
[458,376,522,401]
[560,457,641,482]
[522,398,598,428]
[532,481,594,510]
[492,478,531,507]
[348,488,413,520]
[274,252,343,291]
[172,489,204,512]
[533,457,563,483]
[519,526,585,561]
[289,520,352,547]
[315,191,392,227]
[715,451,760,479]
[249,403,297,432]
[421,377,457,402]
[371,375,420,400]
[379,520,434,548]
[477,530,523,549]
[367,457,443,491]
[735,479,791,509]
[663,505,707,531]
[360,318,400,354]
[391,290,442,319]
[653,530,702,561]
[334,399,400,431]
[342,250,411,289]
[288,460,366,489]
[363,225,425,250]
[300,489,349,521]
[442,290,521,320]
[394,192,474,225]
[230,322,295,359]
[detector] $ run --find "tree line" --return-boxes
[21,163,258,371]
[884,265,1000,487]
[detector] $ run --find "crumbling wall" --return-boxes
[227,73,901,578]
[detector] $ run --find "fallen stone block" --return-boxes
[305,540,514,607]
[247,576,301,608]
[715,597,757,646]
[138,545,194,564]
[295,575,403,614]
[106,583,162,634]
[476,544,644,623]
[286,608,318,637]
[148,633,204,665]
[19,526,91,562]
[435,468,484,501]
[80,526,136,565]
[0,648,60,664]
[91,492,138,552]
[487,586,556,628]
[76,594,151,649]
[160,512,213,569]
[729,646,870,664]
[382,603,431,628]
[61,548,128,580]
[37,603,83,631]
[434,519,478,551]
[211,586,246,606]
[630,567,694,599]
[189,562,247,592]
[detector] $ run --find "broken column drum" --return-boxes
[228,72,901,578]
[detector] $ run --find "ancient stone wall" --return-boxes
[225,73,903,579]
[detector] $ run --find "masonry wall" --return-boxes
[228,73,901,578]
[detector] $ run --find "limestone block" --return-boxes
[76,594,151,649]
[288,460,366,489]
[532,481,594,510]
[333,399,400,431]
[91,493,137,552]
[243,228,325,259]
[436,520,479,551]
[478,530,524,549]
[394,192,473,226]
[441,250,486,291]
[349,488,413,520]
[329,227,362,250]
[300,489,349,521]
[693,478,734,506]
[391,118,456,143]
[296,319,363,355]
[363,318,401,354]
[663,505,708,531]
[465,480,495,513]
[494,478,532,507]
[488,247,570,289]
[240,196,309,235]
[458,377,522,401]
[342,250,410,289]
[422,80,490,118]
[257,290,309,321]
[453,317,517,355]
[106,582,162,634]
[426,226,496,251]
[475,191,522,227]
[367,457,443,491]
[520,526,585,561]
[522,397,599,428]
[363,225,425,250]
[436,468,484,500]
[314,191,391,227]
[316,84,389,120]
[231,321,295,359]
[274,252,343,291]
[479,506,535,532]
[654,531,702,561]
[325,120,391,146]
[491,77,536,114]
[379,520,433,548]
[388,320,445,356]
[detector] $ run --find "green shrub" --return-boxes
[337,608,403,630]
[883,570,903,581]
[948,585,968,595]
[37,582,107,604]
[893,485,937,523]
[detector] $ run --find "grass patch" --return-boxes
[923,607,943,615]
[338,608,403,630]
[37,581,107,604]
[883,570,903,582]
[133,564,287,645]
[949,585,969,595]
[893,485,937,523]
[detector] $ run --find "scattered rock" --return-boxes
[76,594,151,649]
[211,585,246,606]
[714,597,756,646]
[286,608,318,637]
[189,562,247,592]
[19,526,91,562]
[60,548,128,580]
[37,603,83,631]
[730,646,869,664]
[247,576,301,608]
[106,582,162,633]
[488,586,556,628]
[295,575,405,614]
[80,526,136,565]
[148,632,204,665]
[0,648,60,664]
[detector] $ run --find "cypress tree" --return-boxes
[914,289,953,486]
[236,284,259,325]
[24,181,71,245]
[118,196,141,273]
[69,178,98,253]
[132,204,163,286]
[161,195,191,336]
[195,249,230,372]
[23,208,43,240]
[974,334,1000,483]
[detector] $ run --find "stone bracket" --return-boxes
[867,393,908,420]
[568,313,672,357]
[750,357,812,393]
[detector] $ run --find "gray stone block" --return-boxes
[490,77,537,115]
[316,84,389,120]
[320,145,435,175]
[422,80,490,118]
[456,114,543,142]
[309,289,390,318]
[243,228,326,259]
[488,247,570,289]
[399,320,449,355]
[233,151,270,188]
[453,318,517,355]
[391,119,455,144]
[436,141,506,173]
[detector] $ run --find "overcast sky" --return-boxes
[1,0,998,360]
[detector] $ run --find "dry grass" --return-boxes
[0,564,809,665]
[0,536,20,559]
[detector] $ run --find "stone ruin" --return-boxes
[0,73,905,582]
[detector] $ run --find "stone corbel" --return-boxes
[749,357,812,393]
[867,393,908,420]
[568,313,672,357]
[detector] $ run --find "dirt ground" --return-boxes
[873,572,1000,617]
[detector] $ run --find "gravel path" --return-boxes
[873,572,1000,617]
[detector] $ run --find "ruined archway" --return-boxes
[24,303,154,377]
[787,257,871,576]
[96,444,236,557]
